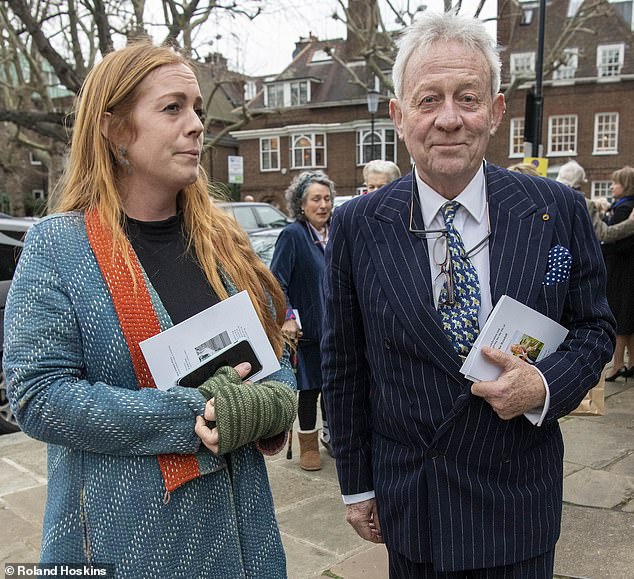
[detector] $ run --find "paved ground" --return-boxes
[1,374,633,578]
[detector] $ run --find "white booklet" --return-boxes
[139,290,280,390]
[459,295,568,382]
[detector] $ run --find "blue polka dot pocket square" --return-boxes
[543,245,572,286]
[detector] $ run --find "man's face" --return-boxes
[390,40,505,198]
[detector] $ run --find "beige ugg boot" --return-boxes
[298,430,321,471]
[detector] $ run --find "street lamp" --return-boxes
[366,89,379,161]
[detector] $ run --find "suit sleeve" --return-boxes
[536,193,616,422]
[321,208,374,495]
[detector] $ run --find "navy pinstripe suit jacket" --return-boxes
[321,164,615,572]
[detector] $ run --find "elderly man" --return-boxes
[321,11,615,578]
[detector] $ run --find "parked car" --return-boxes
[217,201,291,232]
[333,195,356,209]
[247,227,282,268]
[0,217,37,433]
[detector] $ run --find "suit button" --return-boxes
[384,338,392,350]
[427,448,439,459]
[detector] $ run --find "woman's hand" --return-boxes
[195,362,251,453]
[282,319,302,344]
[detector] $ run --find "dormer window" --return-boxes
[597,44,624,79]
[264,80,311,107]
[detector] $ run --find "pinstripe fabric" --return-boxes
[321,164,615,572]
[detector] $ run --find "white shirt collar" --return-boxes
[415,163,487,229]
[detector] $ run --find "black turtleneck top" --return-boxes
[124,214,220,325]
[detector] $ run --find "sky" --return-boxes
[207,0,498,77]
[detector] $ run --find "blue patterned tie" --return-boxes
[437,201,480,356]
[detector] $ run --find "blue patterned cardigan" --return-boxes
[3,212,296,578]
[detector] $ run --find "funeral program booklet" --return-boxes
[459,295,568,383]
[139,290,280,390]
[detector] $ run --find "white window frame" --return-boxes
[259,136,280,171]
[244,80,257,101]
[510,52,536,77]
[29,152,42,166]
[290,133,326,169]
[265,83,284,108]
[591,181,612,202]
[356,127,397,165]
[509,118,525,158]
[32,189,45,200]
[547,115,578,157]
[265,80,311,108]
[593,112,619,155]
[597,44,624,79]
[552,48,579,82]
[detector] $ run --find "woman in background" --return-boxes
[4,42,296,578]
[363,159,401,194]
[270,171,335,471]
[602,166,634,381]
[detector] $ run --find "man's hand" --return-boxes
[345,498,384,543]
[195,362,251,453]
[470,346,546,420]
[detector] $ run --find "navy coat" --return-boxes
[271,220,326,391]
[322,164,615,571]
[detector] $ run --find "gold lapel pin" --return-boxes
[542,213,550,221]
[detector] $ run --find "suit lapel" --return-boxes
[359,173,464,378]
[486,165,556,308]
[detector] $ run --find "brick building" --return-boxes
[230,29,409,207]
[488,0,634,200]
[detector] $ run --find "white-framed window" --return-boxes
[510,52,536,77]
[552,49,579,81]
[290,133,326,168]
[244,80,257,101]
[509,118,525,158]
[311,49,331,63]
[593,112,619,154]
[547,115,578,156]
[356,128,397,165]
[520,8,534,25]
[597,44,624,79]
[265,80,310,108]
[265,83,284,108]
[591,181,612,202]
[260,137,280,171]
[290,80,309,106]
[32,189,45,200]
[29,152,42,166]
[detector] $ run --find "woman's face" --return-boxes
[116,63,205,199]
[611,180,624,199]
[301,182,333,230]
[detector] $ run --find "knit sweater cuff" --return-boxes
[198,366,297,455]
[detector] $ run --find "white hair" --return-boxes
[363,159,401,182]
[392,11,501,100]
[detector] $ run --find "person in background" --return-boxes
[507,162,540,176]
[3,42,296,577]
[322,12,614,578]
[243,194,255,202]
[601,166,634,381]
[270,170,335,471]
[556,159,587,192]
[555,160,634,243]
[363,159,401,194]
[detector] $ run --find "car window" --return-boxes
[255,205,288,228]
[0,230,26,282]
[231,206,259,230]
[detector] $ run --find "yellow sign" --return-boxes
[523,157,548,177]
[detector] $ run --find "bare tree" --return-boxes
[0,0,263,209]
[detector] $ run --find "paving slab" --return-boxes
[555,504,634,579]
[560,419,632,469]
[281,533,340,579]
[605,451,634,477]
[326,543,388,579]
[563,467,634,509]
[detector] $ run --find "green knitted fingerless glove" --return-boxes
[197,366,297,455]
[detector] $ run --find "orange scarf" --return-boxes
[85,210,200,492]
